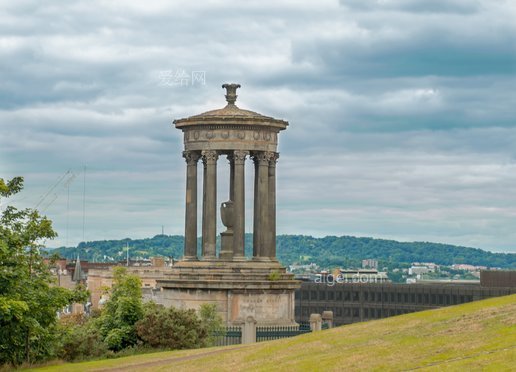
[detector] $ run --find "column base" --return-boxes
[182,255,198,261]
[202,255,218,261]
[219,252,234,260]
[252,256,274,262]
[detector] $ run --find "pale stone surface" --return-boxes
[241,316,257,344]
[230,291,295,324]
[156,260,299,325]
[310,313,323,331]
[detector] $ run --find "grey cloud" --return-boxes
[339,0,482,14]
[1,0,515,252]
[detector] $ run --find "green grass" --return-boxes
[27,294,516,371]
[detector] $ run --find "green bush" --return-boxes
[136,302,207,349]
[58,319,108,361]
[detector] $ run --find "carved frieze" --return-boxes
[183,128,278,147]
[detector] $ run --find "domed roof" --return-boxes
[174,83,288,129]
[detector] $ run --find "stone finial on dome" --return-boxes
[222,83,241,105]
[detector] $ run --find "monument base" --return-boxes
[156,260,300,326]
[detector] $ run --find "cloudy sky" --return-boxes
[1,0,515,253]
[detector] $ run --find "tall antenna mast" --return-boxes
[82,166,86,243]
[66,179,70,247]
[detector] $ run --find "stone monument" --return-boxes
[156,83,299,325]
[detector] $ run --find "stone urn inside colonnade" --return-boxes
[155,84,300,326]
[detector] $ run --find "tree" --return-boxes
[0,177,75,366]
[96,267,143,351]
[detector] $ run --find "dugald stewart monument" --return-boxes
[156,83,299,325]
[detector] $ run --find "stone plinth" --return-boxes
[156,260,299,325]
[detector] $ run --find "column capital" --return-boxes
[183,150,201,165]
[269,152,279,167]
[233,150,249,164]
[201,150,219,164]
[252,151,274,165]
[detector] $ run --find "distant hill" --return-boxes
[47,234,515,269]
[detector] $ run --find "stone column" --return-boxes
[233,150,248,260]
[267,152,279,259]
[201,157,207,255]
[183,151,200,260]
[202,150,218,259]
[228,154,235,201]
[252,151,272,259]
[253,156,259,258]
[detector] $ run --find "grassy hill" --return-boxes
[29,294,516,371]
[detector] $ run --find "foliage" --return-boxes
[267,270,281,281]
[135,302,207,350]
[70,283,90,304]
[198,303,224,347]
[0,177,75,366]
[97,267,143,351]
[58,268,144,360]
[58,315,108,362]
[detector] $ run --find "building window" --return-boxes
[353,308,359,318]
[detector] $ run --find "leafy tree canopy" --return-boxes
[0,177,76,366]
